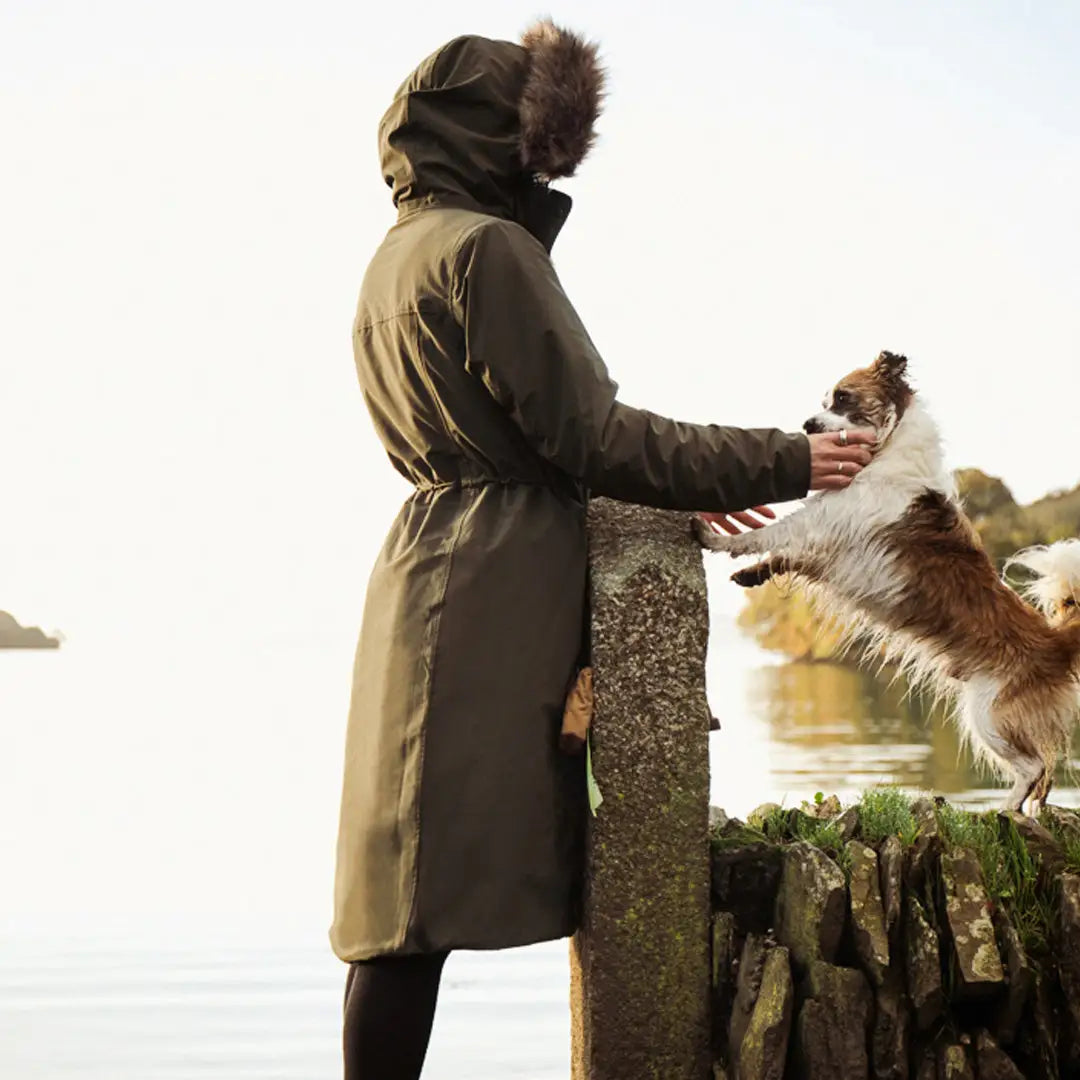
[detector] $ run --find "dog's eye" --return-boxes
[833,390,852,408]
[1065,598,1077,608]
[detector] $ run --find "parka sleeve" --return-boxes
[453,219,811,512]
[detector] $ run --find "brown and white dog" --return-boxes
[695,351,1080,814]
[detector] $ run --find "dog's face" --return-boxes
[803,351,914,445]
[1048,593,1079,629]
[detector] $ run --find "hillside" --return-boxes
[737,470,1080,661]
[960,469,1080,562]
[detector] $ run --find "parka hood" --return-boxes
[378,21,605,242]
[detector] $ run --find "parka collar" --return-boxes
[512,184,572,253]
[397,182,572,253]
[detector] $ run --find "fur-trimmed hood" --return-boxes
[378,21,604,242]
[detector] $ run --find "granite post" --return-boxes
[569,499,712,1080]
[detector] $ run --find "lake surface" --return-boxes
[3,616,1077,1078]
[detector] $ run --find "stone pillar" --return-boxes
[570,499,712,1080]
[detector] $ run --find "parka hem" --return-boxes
[331,917,579,964]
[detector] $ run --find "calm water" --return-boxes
[3,616,1077,1078]
[0,929,571,1079]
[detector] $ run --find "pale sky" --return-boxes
[2,0,1078,923]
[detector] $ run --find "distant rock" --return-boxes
[0,611,60,649]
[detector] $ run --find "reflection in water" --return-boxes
[745,660,1080,811]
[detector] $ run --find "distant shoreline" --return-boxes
[0,611,60,649]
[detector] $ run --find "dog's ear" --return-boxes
[873,352,913,397]
[873,351,909,380]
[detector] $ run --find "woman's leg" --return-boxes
[342,950,449,1080]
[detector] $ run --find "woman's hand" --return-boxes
[698,505,776,535]
[807,430,876,491]
[698,429,877,534]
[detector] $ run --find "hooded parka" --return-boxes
[331,24,811,961]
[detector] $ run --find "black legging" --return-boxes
[343,951,449,1079]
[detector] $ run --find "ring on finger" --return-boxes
[836,462,845,474]
[838,429,848,446]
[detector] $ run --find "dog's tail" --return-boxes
[1007,539,1080,679]
[1006,539,1080,617]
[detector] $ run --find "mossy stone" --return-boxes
[747,802,783,831]
[795,961,871,1078]
[773,841,846,971]
[737,946,793,1080]
[1058,875,1080,1045]
[939,1042,974,1080]
[871,968,910,1080]
[879,833,904,942]
[848,839,890,986]
[975,1030,1025,1080]
[993,910,1033,1047]
[905,895,944,1031]
[939,849,1004,999]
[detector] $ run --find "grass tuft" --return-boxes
[748,804,852,874]
[857,787,919,846]
[790,813,852,876]
[1062,835,1080,875]
[935,803,1054,955]
[759,805,790,845]
[1038,809,1080,875]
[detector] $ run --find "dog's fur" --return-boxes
[695,351,1080,813]
[519,19,606,180]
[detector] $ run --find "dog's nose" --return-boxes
[803,417,824,434]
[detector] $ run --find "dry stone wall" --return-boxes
[568,499,1080,1080]
[710,796,1080,1080]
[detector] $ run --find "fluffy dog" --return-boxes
[695,351,1080,813]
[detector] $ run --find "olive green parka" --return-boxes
[331,26,810,961]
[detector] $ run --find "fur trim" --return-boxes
[519,19,605,180]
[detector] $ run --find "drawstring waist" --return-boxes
[413,476,585,503]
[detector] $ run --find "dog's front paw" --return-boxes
[732,561,776,588]
[692,515,731,551]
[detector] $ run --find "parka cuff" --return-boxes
[772,431,812,503]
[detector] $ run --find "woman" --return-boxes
[333,21,872,1078]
